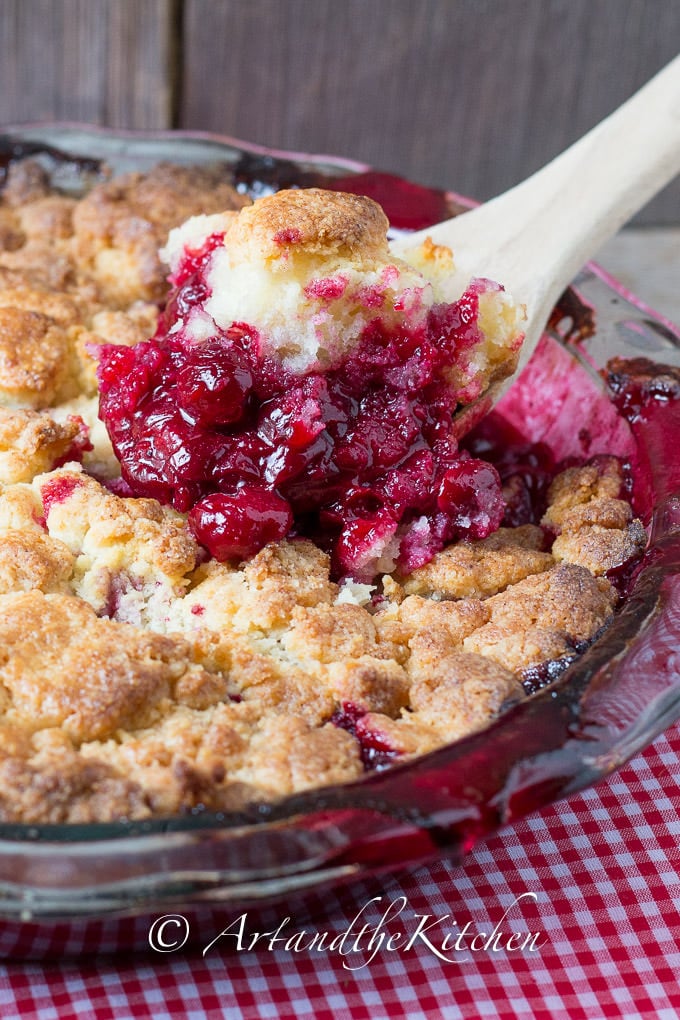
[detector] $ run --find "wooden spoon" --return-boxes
[389,55,680,400]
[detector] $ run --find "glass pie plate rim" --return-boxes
[0,123,678,935]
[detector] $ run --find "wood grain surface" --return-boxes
[0,0,175,128]
[181,0,680,224]
[0,0,677,224]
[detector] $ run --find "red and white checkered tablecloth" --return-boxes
[1,721,679,1020]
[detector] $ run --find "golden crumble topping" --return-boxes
[398,524,554,599]
[72,163,250,307]
[0,408,83,484]
[542,458,647,576]
[0,157,647,823]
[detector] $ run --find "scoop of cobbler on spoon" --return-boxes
[97,188,525,580]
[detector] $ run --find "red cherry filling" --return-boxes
[330,702,401,771]
[97,243,508,576]
[173,231,225,289]
[464,414,557,527]
[436,461,505,538]
[188,488,293,560]
[176,337,253,426]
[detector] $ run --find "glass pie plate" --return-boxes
[0,125,678,960]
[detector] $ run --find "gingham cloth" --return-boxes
[0,721,679,1019]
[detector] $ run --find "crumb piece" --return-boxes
[463,563,617,670]
[0,284,83,326]
[378,594,489,650]
[72,163,250,306]
[0,751,152,823]
[0,529,73,594]
[0,591,215,743]
[347,647,523,762]
[552,522,647,576]
[543,458,624,527]
[2,160,52,207]
[408,651,523,739]
[442,284,525,404]
[0,307,78,407]
[234,715,363,796]
[0,408,83,483]
[283,601,394,665]
[0,241,74,290]
[544,459,647,575]
[15,194,76,242]
[177,540,338,635]
[79,702,256,816]
[327,656,410,716]
[34,466,197,624]
[0,208,24,252]
[400,524,552,599]
[52,394,119,477]
[0,482,44,532]
[224,187,389,260]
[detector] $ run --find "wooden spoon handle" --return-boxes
[398,54,680,317]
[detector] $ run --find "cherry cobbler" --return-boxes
[0,158,646,822]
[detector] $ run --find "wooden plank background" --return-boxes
[0,0,677,224]
[0,0,176,127]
